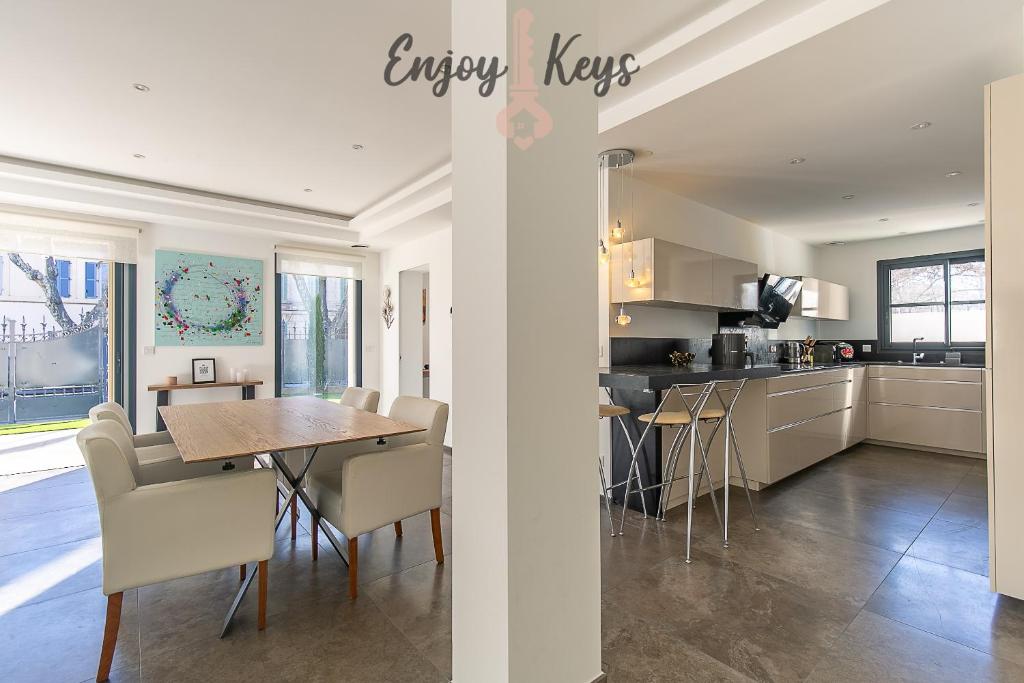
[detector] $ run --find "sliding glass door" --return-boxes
[277,272,361,400]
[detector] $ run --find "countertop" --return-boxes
[599,362,862,392]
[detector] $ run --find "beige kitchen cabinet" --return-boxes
[866,365,984,454]
[609,238,755,311]
[711,253,758,310]
[792,277,849,321]
[761,366,865,485]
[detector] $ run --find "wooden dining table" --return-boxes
[158,395,424,636]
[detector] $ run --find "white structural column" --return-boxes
[985,73,1024,599]
[451,0,602,681]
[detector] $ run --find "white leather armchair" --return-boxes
[279,387,381,540]
[307,396,448,598]
[77,421,276,682]
[89,401,252,483]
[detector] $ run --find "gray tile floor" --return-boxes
[1,442,1021,682]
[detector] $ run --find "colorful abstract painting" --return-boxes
[155,250,263,346]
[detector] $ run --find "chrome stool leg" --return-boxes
[692,425,723,531]
[685,414,697,563]
[729,418,760,532]
[616,415,647,519]
[657,423,688,521]
[597,454,616,537]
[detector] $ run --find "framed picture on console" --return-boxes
[192,358,216,384]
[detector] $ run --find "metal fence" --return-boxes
[1,324,107,424]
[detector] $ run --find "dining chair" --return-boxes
[307,396,449,599]
[89,401,172,447]
[89,401,252,483]
[280,387,382,539]
[77,421,276,682]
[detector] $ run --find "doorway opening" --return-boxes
[0,252,134,475]
[399,265,429,398]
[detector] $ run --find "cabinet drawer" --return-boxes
[767,368,851,394]
[768,409,847,482]
[868,378,982,411]
[867,403,984,453]
[767,383,836,430]
[866,365,982,382]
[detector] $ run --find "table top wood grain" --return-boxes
[159,396,425,463]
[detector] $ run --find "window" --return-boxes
[277,273,361,400]
[878,249,985,348]
[84,261,98,298]
[56,259,71,298]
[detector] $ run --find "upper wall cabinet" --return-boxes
[610,238,757,312]
[792,276,849,321]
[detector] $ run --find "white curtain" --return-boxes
[275,245,364,280]
[0,205,140,263]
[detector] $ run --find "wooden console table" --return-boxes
[147,380,264,431]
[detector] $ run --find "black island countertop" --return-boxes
[599,362,863,392]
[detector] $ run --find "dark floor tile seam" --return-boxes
[0,501,96,523]
[0,464,85,483]
[0,530,101,560]
[1,578,101,615]
[793,476,956,518]
[818,468,982,673]
[858,597,1020,667]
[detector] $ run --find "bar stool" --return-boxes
[692,379,760,548]
[622,383,722,562]
[598,397,645,537]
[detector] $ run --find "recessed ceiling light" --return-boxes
[351,243,369,248]
[789,157,806,165]
[132,83,150,92]
[841,194,855,200]
[879,218,889,222]
[352,144,364,151]
[910,121,932,130]
[826,241,846,246]
[132,153,145,159]
[945,171,962,177]
[968,202,980,207]
[303,188,313,192]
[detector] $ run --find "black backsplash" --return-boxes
[609,336,986,366]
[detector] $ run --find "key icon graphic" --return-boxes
[496,9,553,150]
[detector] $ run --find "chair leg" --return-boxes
[290,497,298,541]
[239,564,246,583]
[311,514,319,561]
[394,520,403,537]
[257,560,268,631]
[430,508,444,564]
[348,536,359,599]
[96,592,122,682]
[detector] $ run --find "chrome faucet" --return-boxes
[912,337,925,364]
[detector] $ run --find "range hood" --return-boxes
[719,274,803,329]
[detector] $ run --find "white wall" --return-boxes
[136,223,380,432]
[606,172,820,341]
[816,225,985,340]
[379,227,452,447]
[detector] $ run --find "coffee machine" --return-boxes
[781,341,802,364]
[711,333,753,366]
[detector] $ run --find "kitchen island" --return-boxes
[600,362,864,512]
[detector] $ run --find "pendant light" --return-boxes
[599,148,636,326]
[624,158,641,288]
[597,156,610,264]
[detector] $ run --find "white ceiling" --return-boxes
[597,0,726,56]
[599,0,1024,244]
[0,1,450,218]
